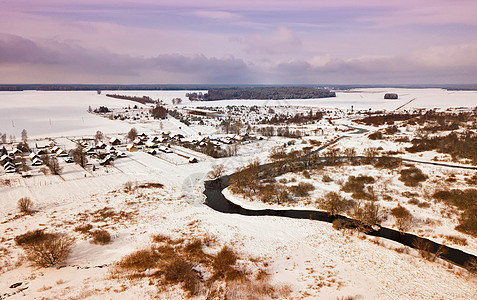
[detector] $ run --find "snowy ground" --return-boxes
[1,89,476,299]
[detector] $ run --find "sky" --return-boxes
[1,0,477,85]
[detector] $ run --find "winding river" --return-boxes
[204,176,477,268]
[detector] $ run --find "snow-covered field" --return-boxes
[1,89,476,299]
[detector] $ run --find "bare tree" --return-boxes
[71,144,88,169]
[207,164,226,179]
[321,191,347,216]
[48,156,63,175]
[353,201,383,231]
[18,197,34,214]
[391,204,413,232]
[95,130,104,142]
[21,129,28,142]
[344,147,356,164]
[127,127,138,142]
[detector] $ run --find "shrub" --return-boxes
[123,181,135,193]
[118,248,161,271]
[399,167,427,187]
[455,207,477,237]
[74,223,93,234]
[164,257,201,295]
[17,197,34,214]
[15,229,48,246]
[374,156,402,169]
[391,205,413,232]
[288,182,315,197]
[91,229,112,245]
[322,175,333,182]
[20,233,75,267]
[353,201,383,230]
[341,175,375,200]
[332,218,353,231]
[321,192,350,216]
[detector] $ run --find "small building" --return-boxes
[56,149,68,157]
[147,149,157,155]
[145,140,157,148]
[50,145,60,153]
[96,141,107,149]
[4,165,16,173]
[100,155,114,166]
[133,138,144,146]
[32,158,43,166]
[37,149,48,155]
[189,157,198,163]
[126,144,137,152]
[109,137,121,146]
[28,153,39,161]
[116,151,127,158]
[384,93,398,99]
[105,145,116,153]
[12,148,23,157]
[1,154,13,164]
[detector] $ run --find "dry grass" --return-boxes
[444,235,468,246]
[137,182,164,189]
[78,207,134,223]
[399,167,428,187]
[114,235,286,298]
[74,223,93,234]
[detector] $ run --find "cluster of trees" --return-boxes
[171,98,183,105]
[105,94,156,104]
[357,113,420,126]
[186,92,207,101]
[204,87,336,101]
[41,155,62,175]
[150,104,168,119]
[93,106,111,113]
[407,132,477,164]
[259,110,324,125]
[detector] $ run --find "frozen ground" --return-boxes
[0,89,476,299]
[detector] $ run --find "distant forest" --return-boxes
[105,94,156,104]
[187,87,336,101]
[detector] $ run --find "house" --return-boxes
[56,149,68,157]
[189,157,198,163]
[35,140,51,149]
[1,154,13,164]
[126,144,137,152]
[105,145,116,153]
[50,145,60,153]
[4,161,15,169]
[12,148,23,157]
[99,155,114,166]
[37,149,48,155]
[159,146,173,153]
[32,158,43,166]
[116,151,127,158]
[28,153,39,161]
[96,141,107,149]
[147,149,157,155]
[4,165,16,173]
[109,137,121,145]
[133,138,144,146]
[145,140,157,148]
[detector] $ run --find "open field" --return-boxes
[1,88,476,299]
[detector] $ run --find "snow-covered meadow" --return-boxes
[1,88,476,299]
